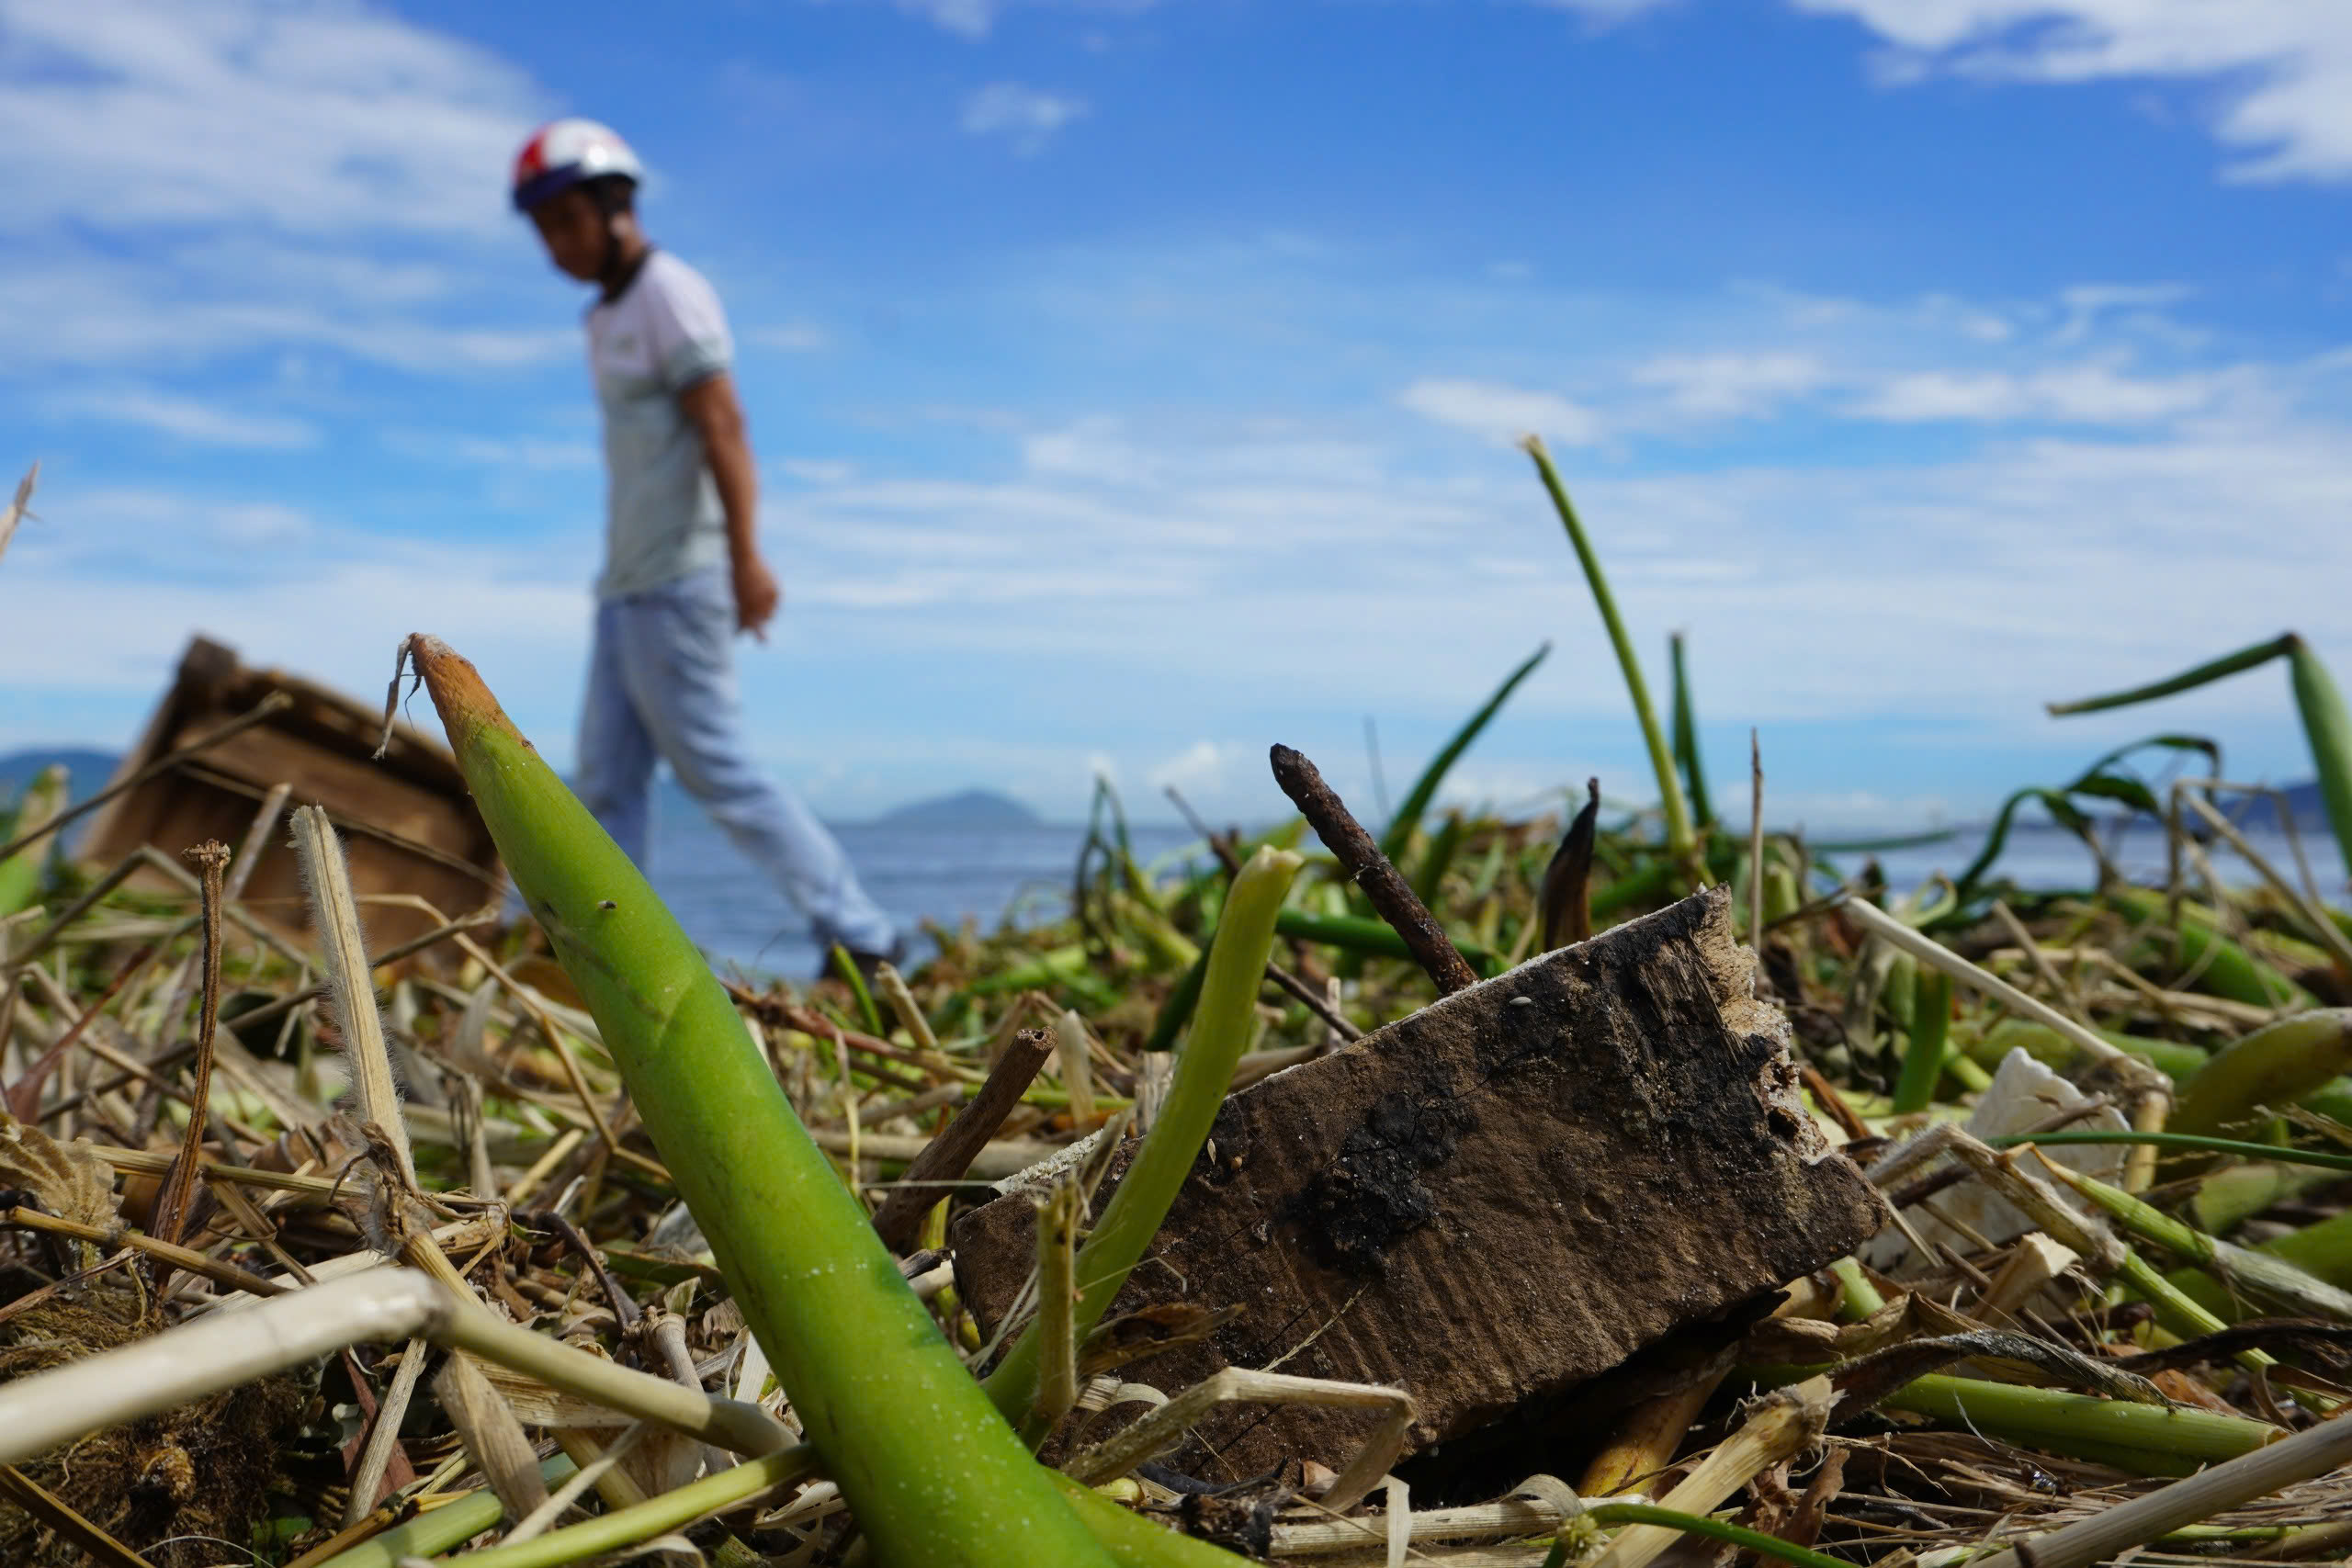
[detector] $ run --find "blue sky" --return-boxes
[5,0,2351,831]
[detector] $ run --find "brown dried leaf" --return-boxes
[0,1112,120,1231]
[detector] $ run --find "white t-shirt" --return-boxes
[585,250,733,599]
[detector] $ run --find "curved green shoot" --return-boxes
[403,636,1115,1568]
[1377,641,1549,865]
[986,846,1303,1441]
[1521,436,1700,887]
[2049,634,2352,889]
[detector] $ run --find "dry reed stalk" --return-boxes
[1585,1376,1835,1568]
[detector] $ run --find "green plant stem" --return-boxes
[2103,887,2315,1013]
[1521,436,1700,887]
[1877,1373,2276,1467]
[1142,949,1210,1055]
[1540,1502,1862,1568]
[1668,633,1714,831]
[1377,642,1549,866]
[2295,632,2352,889]
[2049,635,2297,716]
[1829,1256,1884,1321]
[1272,908,1500,975]
[311,1459,577,1568]
[1893,969,1953,1114]
[985,847,1304,1442]
[1986,1129,2352,1172]
[405,1449,813,1568]
[408,637,1117,1568]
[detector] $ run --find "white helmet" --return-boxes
[511,118,643,213]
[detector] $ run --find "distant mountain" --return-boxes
[868,789,1045,830]
[2214,780,2327,832]
[0,749,119,805]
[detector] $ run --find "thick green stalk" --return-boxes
[2103,887,2314,1013]
[1668,632,1714,830]
[1521,437,1700,886]
[1963,1020,2210,1084]
[405,637,1114,1568]
[1272,907,1500,975]
[986,847,1303,1440]
[1892,969,1953,1114]
[2288,636,2352,892]
[2055,1162,2352,1324]
[1878,1373,2276,1467]
[1376,642,1549,866]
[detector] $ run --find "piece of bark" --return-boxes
[951,887,1884,1480]
[869,1028,1055,1251]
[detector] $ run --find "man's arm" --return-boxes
[678,371,779,639]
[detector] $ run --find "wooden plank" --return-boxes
[74,637,502,960]
[950,887,1885,1481]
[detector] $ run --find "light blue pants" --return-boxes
[574,567,897,956]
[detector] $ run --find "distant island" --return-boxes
[0,748,119,805]
[2213,780,2327,832]
[866,788,1045,830]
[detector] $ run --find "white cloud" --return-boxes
[1525,0,1678,18]
[0,0,542,236]
[776,457,858,485]
[961,82,1089,154]
[1792,0,2352,182]
[752,321,831,353]
[54,389,318,450]
[1630,353,1829,420]
[903,0,999,36]
[0,0,562,401]
[1022,416,1163,484]
[437,434,600,469]
[1147,740,1234,797]
[1850,363,2222,423]
[1397,378,1603,446]
[885,0,1161,39]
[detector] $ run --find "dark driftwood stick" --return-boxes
[1262,962,1363,1043]
[870,1027,1056,1251]
[1268,744,1478,996]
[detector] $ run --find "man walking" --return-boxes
[511,118,899,976]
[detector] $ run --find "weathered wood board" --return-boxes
[952,886,1884,1479]
[78,636,501,960]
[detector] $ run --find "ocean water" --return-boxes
[645,794,2333,976]
[647,804,1205,977]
